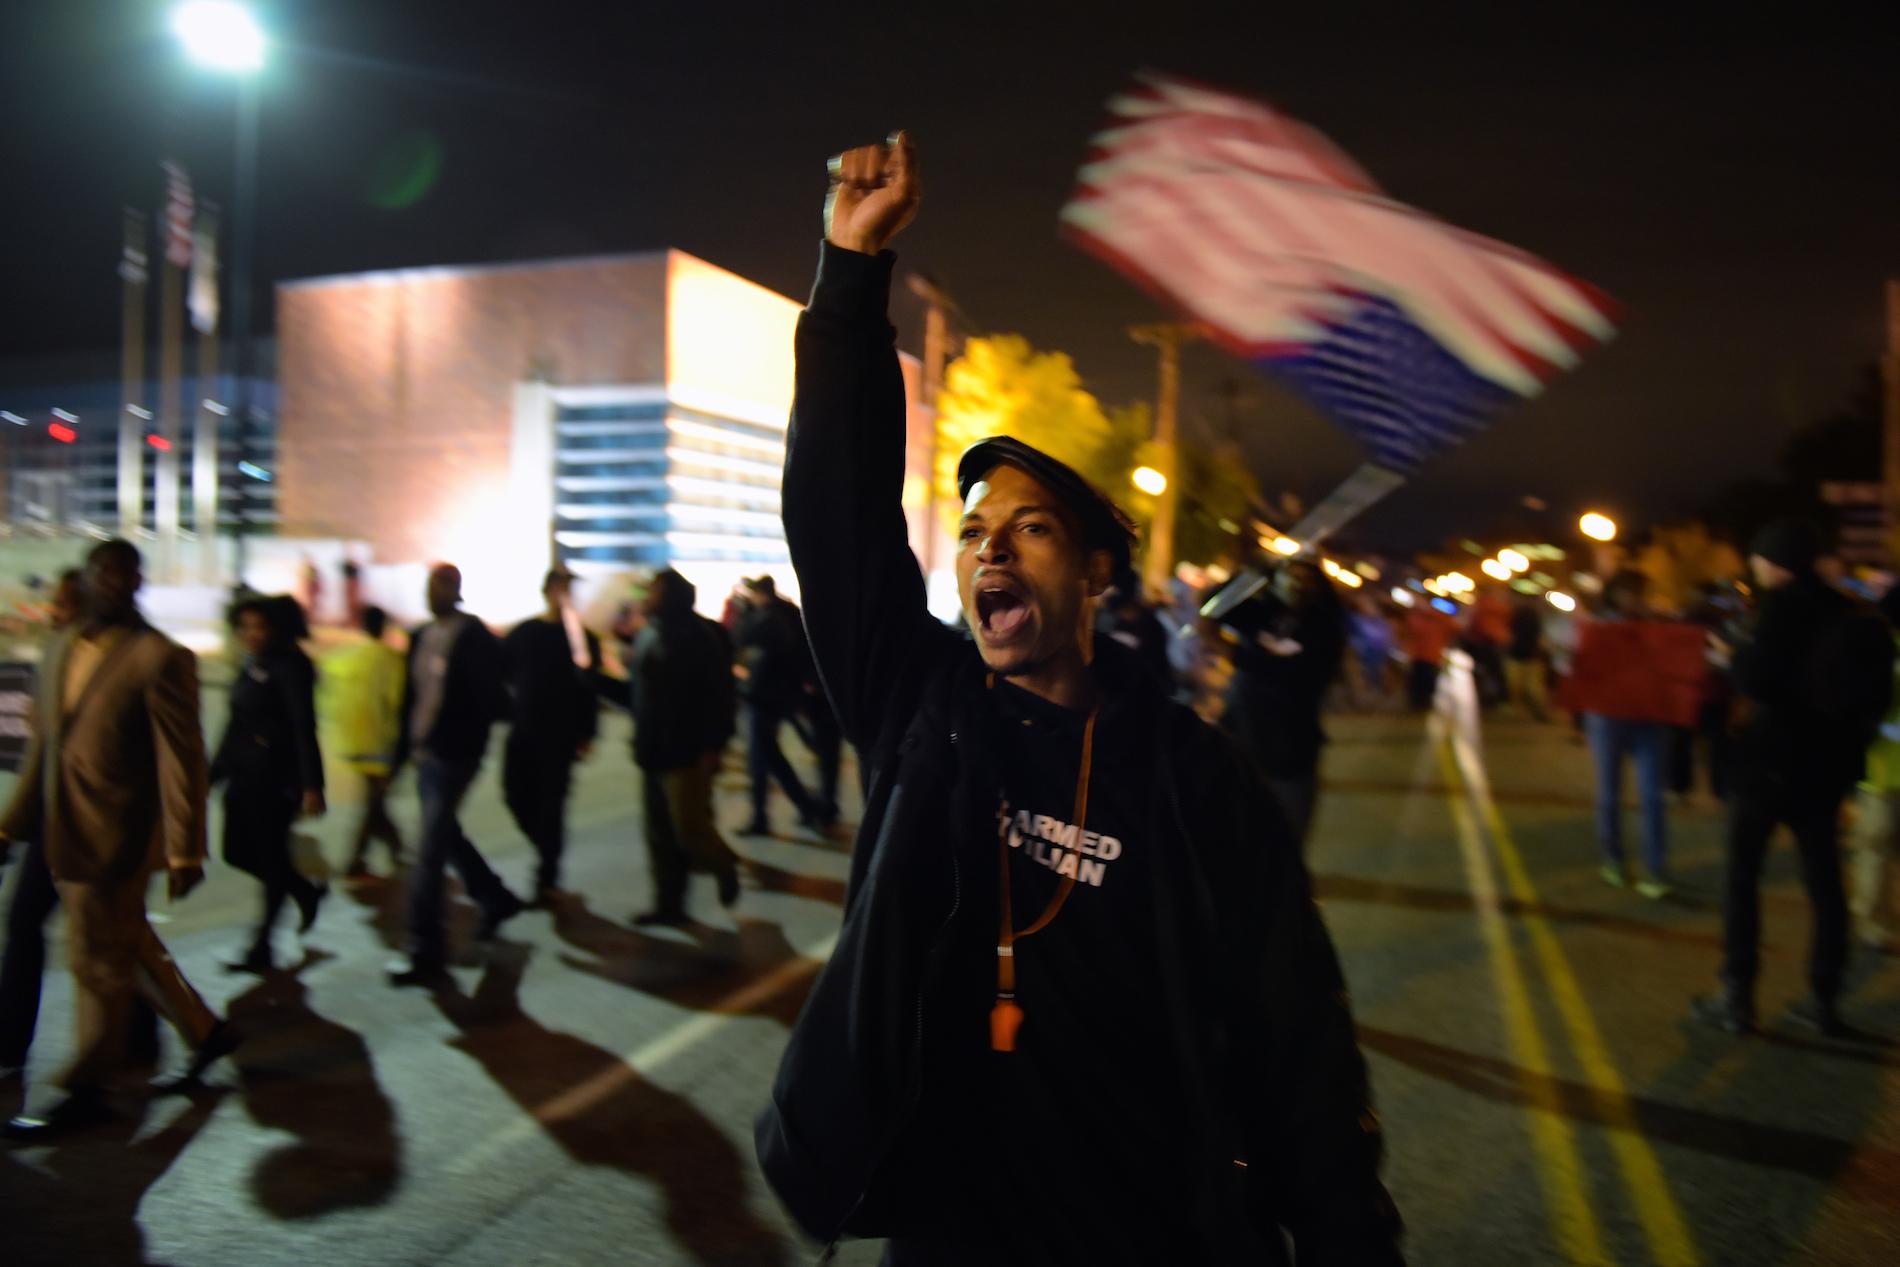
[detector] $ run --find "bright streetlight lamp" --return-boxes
[1481,558,1512,581]
[1131,465,1167,496]
[1497,547,1530,573]
[1269,535,1300,556]
[172,1,265,72]
[1579,511,1617,542]
[1546,591,1578,612]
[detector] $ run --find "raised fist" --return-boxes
[825,130,921,256]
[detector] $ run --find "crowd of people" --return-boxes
[0,544,848,1140]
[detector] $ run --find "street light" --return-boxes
[1497,547,1530,573]
[173,1,265,585]
[1131,465,1167,496]
[1481,558,1512,581]
[1269,535,1300,556]
[1579,511,1617,542]
[172,2,265,72]
[1546,591,1578,612]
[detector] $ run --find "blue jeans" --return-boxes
[407,755,513,966]
[1584,714,1669,877]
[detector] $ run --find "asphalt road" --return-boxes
[2,694,1897,1266]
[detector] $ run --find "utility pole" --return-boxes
[907,273,956,573]
[1129,322,1193,594]
[1885,279,1900,565]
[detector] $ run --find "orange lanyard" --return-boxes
[990,695,1098,1053]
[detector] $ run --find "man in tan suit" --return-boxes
[1,539,236,1139]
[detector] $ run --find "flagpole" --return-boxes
[229,77,260,588]
[117,208,150,538]
[155,161,190,583]
[192,204,223,584]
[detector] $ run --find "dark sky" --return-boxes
[5,1,1898,545]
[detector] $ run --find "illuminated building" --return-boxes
[276,250,925,619]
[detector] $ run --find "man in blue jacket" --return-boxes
[755,132,1402,1266]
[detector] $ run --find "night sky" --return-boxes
[5,1,1898,546]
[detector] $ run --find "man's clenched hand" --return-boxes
[825,130,920,256]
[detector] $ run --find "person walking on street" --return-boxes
[1217,557,1347,850]
[213,595,327,975]
[737,575,835,835]
[629,569,743,926]
[502,567,602,904]
[0,571,160,1093]
[757,133,1401,1265]
[324,605,408,880]
[1693,519,1894,1036]
[0,540,238,1139]
[1402,600,1457,711]
[385,564,525,987]
[1581,571,1674,899]
[1504,593,1549,721]
[1848,582,1900,952]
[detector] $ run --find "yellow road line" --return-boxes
[1445,730,1701,1267]
[1432,735,1610,1265]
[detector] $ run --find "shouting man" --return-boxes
[755,134,1402,1264]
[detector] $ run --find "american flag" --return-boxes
[161,159,194,271]
[1061,74,1617,476]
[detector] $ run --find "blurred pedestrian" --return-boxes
[1580,570,1673,898]
[502,567,601,904]
[0,571,160,1091]
[630,569,742,925]
[297,555,323,626]
[213,595,327,975]
[339,556,365,628]
[1402,599,1457,711]
[760,135,1402,1266]
[1669,582,1739,803]
[1218,558,1347,849]
[1098,571,1174,689]
[1466,585,1512,706]
[385,564,524,987]
[1693,519,1894,1035]
[737,575,835,835]
[324,605,407,879]
[1848,582,1900,952]
[1504,592,1549,721]
[0,540,237,1139]
[1347,595,1397,710]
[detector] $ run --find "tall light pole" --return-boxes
[172,1,264,587]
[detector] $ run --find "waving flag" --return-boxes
[1061,73,1618,480]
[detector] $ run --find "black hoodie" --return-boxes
[756,240,1403,1265]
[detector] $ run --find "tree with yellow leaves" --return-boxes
[933,335,1139,525]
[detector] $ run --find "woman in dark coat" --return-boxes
[215,595,327,973]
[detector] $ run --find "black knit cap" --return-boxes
[956,436,1139,572]
[1748,517,1820,573]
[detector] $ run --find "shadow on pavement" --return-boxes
[436,943,795,1266]
[552,901,823,1029]
[224,951,402,1218]
[1359,1024,1900,1208]
[1314,872,1727,949]
[0,1093,225,1266]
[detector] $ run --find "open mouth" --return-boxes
[975,579,1033,643]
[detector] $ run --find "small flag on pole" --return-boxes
[119,208,149,286]
[161,159,194,271]
[1061,73,1618,479]
[189,208,220,335]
